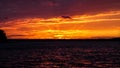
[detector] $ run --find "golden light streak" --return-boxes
[0,11,120,39]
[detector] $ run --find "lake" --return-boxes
[0,40,120,68]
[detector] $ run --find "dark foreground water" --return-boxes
[0,40,120,68]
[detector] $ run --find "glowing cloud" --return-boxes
[0,11,120,39]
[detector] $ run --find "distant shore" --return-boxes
[5,38,120,41]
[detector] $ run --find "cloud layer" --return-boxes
[0,0,120,21]
[0,11,120,39]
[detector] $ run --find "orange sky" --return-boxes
[0,11,120,39]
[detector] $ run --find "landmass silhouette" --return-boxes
[0,29,7,42]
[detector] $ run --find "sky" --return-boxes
[0,0,120,39]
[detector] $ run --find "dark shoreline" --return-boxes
[7,38,120,41]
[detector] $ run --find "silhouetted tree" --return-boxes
[0,29,7,42]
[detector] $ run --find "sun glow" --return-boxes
[0,11,120,39]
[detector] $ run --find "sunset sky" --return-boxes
[0,0,120,39]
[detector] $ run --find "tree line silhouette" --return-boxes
[0,29,7,42]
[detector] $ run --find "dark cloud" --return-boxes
[0,0,120,21]
[61,16,71,19]
[68,0,120,14]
